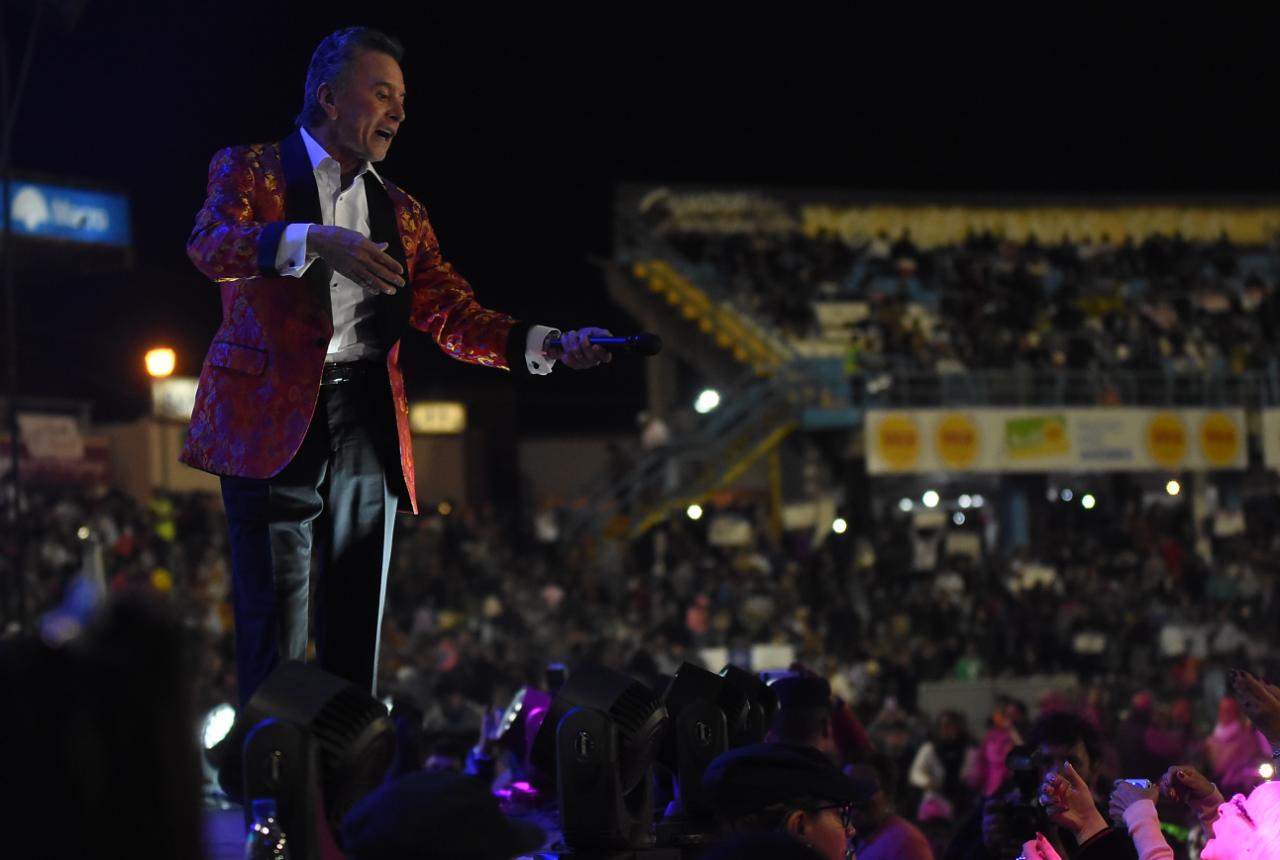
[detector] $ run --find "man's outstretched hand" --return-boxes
[308,225,405,295]
[546,327,613,369]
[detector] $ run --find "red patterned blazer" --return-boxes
[181,130,530,513]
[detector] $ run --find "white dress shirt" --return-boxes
[274,127,558,373]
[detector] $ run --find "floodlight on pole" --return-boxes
[145,348,178,493]
[145,347,176,378]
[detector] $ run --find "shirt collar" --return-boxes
[299,126,383,185]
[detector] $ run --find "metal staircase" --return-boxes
[564,365,822,541]
[561,213,860,539]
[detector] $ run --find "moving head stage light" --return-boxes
[218,661,395,860]
[653,663,732,846]
[718,664,778,746]
[496,684,553,768]
[530,662,669,851]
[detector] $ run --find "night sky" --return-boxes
[5,0,1279,429]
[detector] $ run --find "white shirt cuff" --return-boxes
[274,223,316,276]
[525,325,559,375]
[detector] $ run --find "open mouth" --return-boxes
[374,129,394,142]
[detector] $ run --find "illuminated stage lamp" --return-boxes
[719,664,779,748]
[202,702,237,752]
[496,685,553,770]
[530,663,668,849]
[215,662,394,860]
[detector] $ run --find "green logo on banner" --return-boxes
[1005,415,1069,459]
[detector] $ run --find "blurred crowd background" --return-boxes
[8,208,1280,859]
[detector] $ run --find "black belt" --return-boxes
[320,361,383,386]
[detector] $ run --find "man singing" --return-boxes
[182,26,611,705]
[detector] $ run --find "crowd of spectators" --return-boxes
[651,218,1280,386]
[5,469,1279,855]
[8,200,1280,856]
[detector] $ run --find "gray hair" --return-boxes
[296,27,404,129]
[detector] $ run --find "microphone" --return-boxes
[548,332,663,356]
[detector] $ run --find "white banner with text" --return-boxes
[866,407,1247,474]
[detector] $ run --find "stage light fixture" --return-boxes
[656,663,732,832]
[718,664,778,748]
[496,685,553,770]
[202,703,236,750]
[922,490,940,508]
[1082,494,1097,510]
[214,661,395,860]
[530,663,668,849]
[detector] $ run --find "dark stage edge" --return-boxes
[205,803,246,860]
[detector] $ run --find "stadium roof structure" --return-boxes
[621,184,1280,248]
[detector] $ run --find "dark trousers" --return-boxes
[221,368,401,706]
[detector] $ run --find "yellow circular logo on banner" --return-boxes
[1200,413,1240,467]
[1147,413,1187,467]
[876,414,920,470]
[936,413,980,469]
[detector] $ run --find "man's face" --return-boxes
[323,49,406,164]
[805,805,854,860]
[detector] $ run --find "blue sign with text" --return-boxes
[1,181,131,248]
